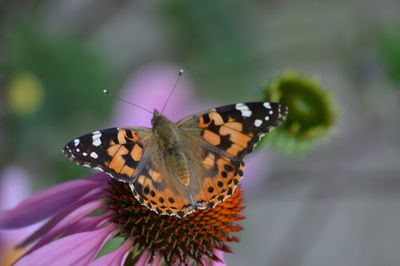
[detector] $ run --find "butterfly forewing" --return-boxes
[178,102,288,210]
[179,102,288,159]
[63,127,151,183]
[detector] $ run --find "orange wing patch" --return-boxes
[63,127,147,183]
[130,180,194,218]
[198,112,254,158]
[202,129,221,145]
[106,145,129,172]
[130,144,143,161]
[129,164,194,218]
[195,151,244,209]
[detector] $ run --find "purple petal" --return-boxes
[90,238,133,266]
[0,179,106,229]
[16,224,116,266]
[211,249,227,266]
[241,151,272,193]
[19,188,104,247]
[0,166,34,264]
[150,253,162,266]
[135,249,150,266]
[25,201,103,254]
[87,172,109,183]
[64,214,111,236]
[0,166,31,211]
[111,64,201,127]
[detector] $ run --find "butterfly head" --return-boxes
[151,109,164,126]
[151,109,175,132]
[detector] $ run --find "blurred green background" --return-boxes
[1,1,400,265]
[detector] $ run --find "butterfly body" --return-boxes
[152,110,191,187]
[64,102,288,218]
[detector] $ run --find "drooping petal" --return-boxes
[90,238,133,266]
[0,179,106,229]
[211,249,227,266]
[16,224,116,266]
[135,250,150,266]
[0,166,33,266]
[88,172,109,183]
[18,188,104,247]
[150,253,162,266]
[24,201,103,254]
[64,214,111,236]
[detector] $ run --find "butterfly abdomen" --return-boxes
[167,149,191,186]
[153,113,191,187]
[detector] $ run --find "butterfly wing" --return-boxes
[178,102,288,209]
[63,102,287,218]
[63,127,151,183]
[127,144,195,218]
[64,127,195,217]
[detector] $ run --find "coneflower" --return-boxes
[0,173,244,265]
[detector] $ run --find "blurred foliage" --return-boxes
[1,19,117,186]
[379,26,400,86]
[163,0,257,99]
[262,72,336,154]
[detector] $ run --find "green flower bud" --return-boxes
[262,71,336,154]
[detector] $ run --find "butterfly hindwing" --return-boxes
[63,127,151,183]
[178,102,288,209]
[127,152,195,218]
[188,146,244,210]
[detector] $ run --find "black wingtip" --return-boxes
[62,141,75,160]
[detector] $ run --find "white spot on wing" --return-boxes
[235,103,252,117]
[254,119,262,127]
[263,102,271,109]
[93,138,102,147]
[74,139,80,146]
[90,152,98,159]
[92,131,102,146]
[83,152,88,156]
[269,110,273,115]
[76,148,80,152]
[265,116,270,121]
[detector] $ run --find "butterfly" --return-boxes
[63,102,288,218]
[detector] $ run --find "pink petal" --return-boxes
[19,188,104,247]
[0,165,36,256]
[241,151,272,193]
[64,214,111,236]
[16,224,116,266]
[111,64,201,127]
[88,172,109,183]
[211,249,227,266]
[135,250,150,266]
[0,166,31,210]
[25,201,103,254]
[0,179,106,229]
[151,253,162,266]
[90,238,133,266]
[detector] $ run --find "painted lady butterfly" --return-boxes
[63,102,288,218]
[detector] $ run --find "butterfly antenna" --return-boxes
[102,89,153,115]
[161,69,184,114]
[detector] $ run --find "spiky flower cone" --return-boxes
[108,180,245,265]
